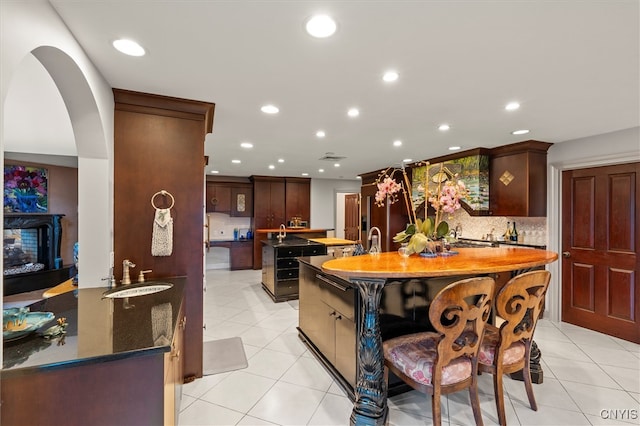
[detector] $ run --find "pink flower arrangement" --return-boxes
[375,162,469,255]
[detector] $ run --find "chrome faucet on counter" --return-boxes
[121,259,136,285]
[368,226,382,255]
[277,224,287,243]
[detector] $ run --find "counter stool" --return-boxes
[383,276,495,426]
[478,270,551,426]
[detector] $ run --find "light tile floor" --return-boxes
[179,268,640,426]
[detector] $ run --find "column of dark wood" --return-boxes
[113,89,214,380]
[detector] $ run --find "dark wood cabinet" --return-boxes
[230,240,253,270]
[206,183,231,213]
[285,177,311,223]
[489,141,552,217]
[252,176,286,229]
[231,185,253,217]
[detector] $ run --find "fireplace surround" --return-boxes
[3,213,71,296]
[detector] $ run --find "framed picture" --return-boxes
[3,165,48,213]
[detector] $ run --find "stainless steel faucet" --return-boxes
[277,224,287,243]
[121,259,136,285]
[368,226,382,255]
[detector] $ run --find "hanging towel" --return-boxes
[152,207,173,256]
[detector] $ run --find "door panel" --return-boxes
[562,162,639,343]
[344,193,360,241]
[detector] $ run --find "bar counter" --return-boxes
[321,247,558,426]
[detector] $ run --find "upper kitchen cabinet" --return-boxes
[251,176,286,229]
[205,183,231,213]
[285,177,311,224]
[230,184,253,217]
[489,140,553,217]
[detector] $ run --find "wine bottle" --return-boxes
[511,222,519,242]
[504,221,512,240]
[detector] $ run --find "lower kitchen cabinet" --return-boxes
[164,304,186,425]
[298,260,356,390]
[230,240,253,270]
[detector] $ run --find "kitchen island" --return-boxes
[261,237,326,301]
[2,278,186,425]
[253,227,328,269]
[319,247,558,426]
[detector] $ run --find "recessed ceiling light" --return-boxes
[112,39,145,56]
[505,102,520,111]
[449,146,461,151]
[511,129,530,135]
[261,104,279,114]
[319,169,325,173]
[403,158,413,163]
[231,159,241,164]
[240,142,253,148]
[393,140,402,147]
[438,124,451,131]
[356,176,362,179]
[278,158,284,163]
[305,15,337,38]
[334,163,340,167]
[211,170,219,174]
[316,130,326,138]
[302,173,309,176]
[383,71,399,82]
[347,108,359,117]
[268,164,275,170]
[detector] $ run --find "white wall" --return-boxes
[545,126,640,322]
[310,178,361,231]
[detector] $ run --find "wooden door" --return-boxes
[253,179,272,228]
[270,180,286,227]
[562,162,639,343]
[344,193,360,241]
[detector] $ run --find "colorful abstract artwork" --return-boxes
[3,165,48,213]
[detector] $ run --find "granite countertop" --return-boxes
[2,278,185,375]
[261,236,325,248]
[458,237,546,250]
[255,228,328,233]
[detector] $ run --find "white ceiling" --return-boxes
[4,1,639,180]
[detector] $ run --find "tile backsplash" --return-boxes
[445,209,547,246]
[207,213,252,241]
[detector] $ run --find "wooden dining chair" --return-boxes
[478,270,551,426]
[383,276,495,426]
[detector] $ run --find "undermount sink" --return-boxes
[102,281,173,299]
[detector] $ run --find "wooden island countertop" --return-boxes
[322,247,558,279]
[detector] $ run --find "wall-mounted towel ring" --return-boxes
[151,190,175,210]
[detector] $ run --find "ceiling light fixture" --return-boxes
[319,169,324,173]
[211,170,219,174]
[240,142,253,148]
[383,71,399,82]
[302,173,309,176]
[438,124,451,131]
[268,164,275,170]
[316,130,326,138]
[449,146,461,151]
[278,158,284,163]
[334,163,340,167]
[403,158,413,163]
[261,104,279,114]
[305,15,337,38]
[347,108,359,117]
[112,39,145,56]
[511,129,530,135]
[231,159,241,164]
[505,102,520,111]
[393,140,402,147]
